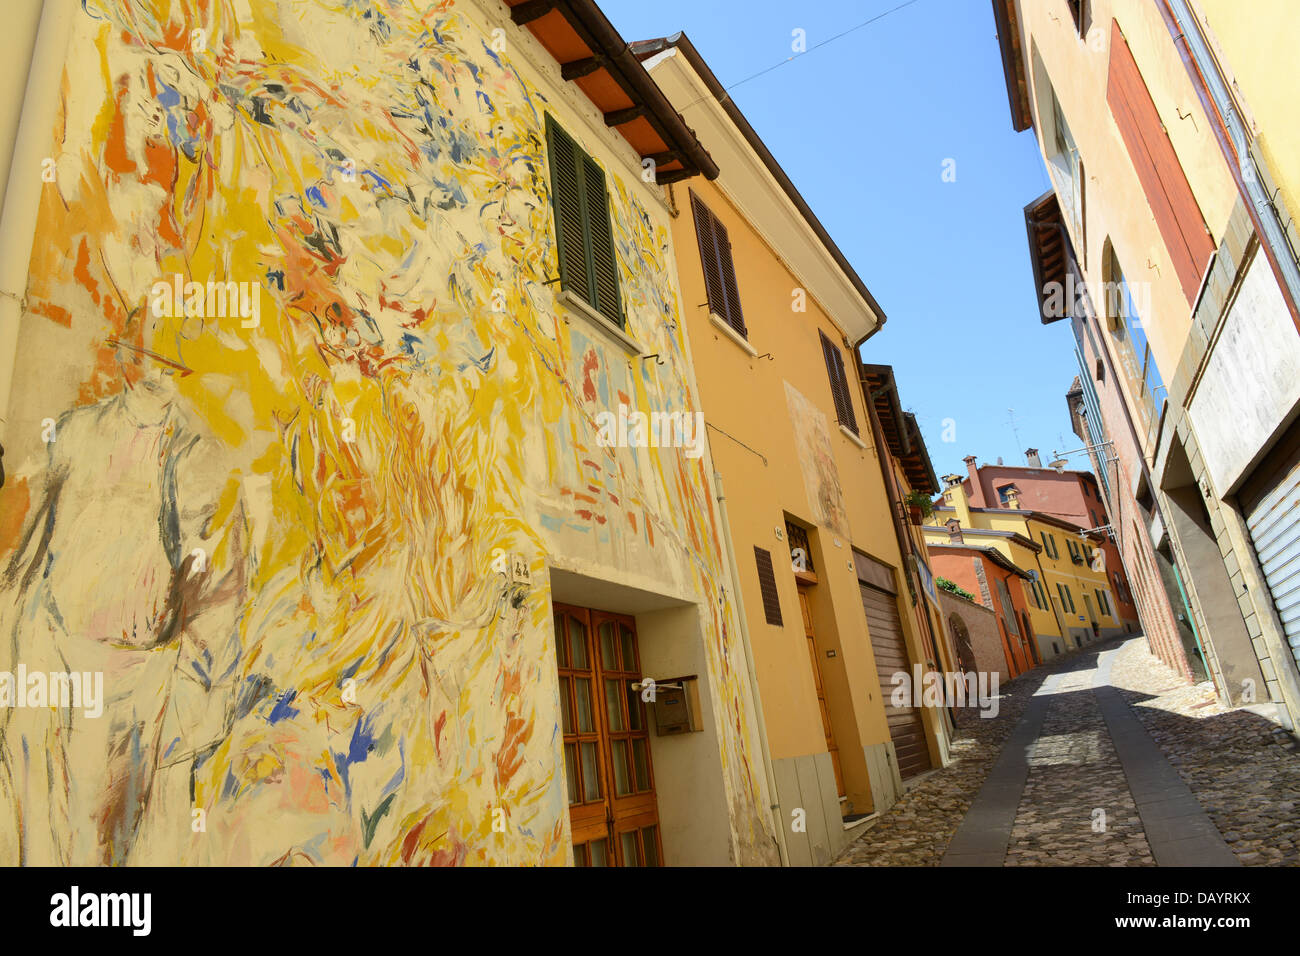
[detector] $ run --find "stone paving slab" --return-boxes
[939,677,1057,867]
[1005,659,1152,867]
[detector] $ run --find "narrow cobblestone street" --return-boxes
[835,636,1300,867]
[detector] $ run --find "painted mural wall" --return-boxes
[0,0,775,866]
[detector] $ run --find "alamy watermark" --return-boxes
[595,403,705,459]
[50,886,150,935]
[890,666,1000,718]
[1041,273,1152,326]
[0,665,103,718]
[150,273,261,328]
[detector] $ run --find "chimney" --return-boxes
[963,455,986,507]
[1026,447,1041,468]
[945,518,963,543]
[944,474,974,528]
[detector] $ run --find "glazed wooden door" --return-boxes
[798,588,844,798]
[553,603,662,867]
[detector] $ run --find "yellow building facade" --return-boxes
[641,34,953,865]
[0,0,781,867]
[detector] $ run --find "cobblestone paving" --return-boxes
[834,636,1300,867]
[832,669,1035,866]
[1005,661,1153,867]
[1109,639,1300,867]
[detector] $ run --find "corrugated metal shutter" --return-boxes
[1244,450,1300,675]
[861,581,932,779]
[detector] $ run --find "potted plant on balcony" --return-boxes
[903,490,933,526]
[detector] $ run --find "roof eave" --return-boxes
[991,0,1033,132]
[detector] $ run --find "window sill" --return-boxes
[839,424,868,450]
[708,312,757,357]
[557,289,644,356]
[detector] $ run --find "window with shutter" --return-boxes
[818,331,858,434]
[1105,20,1214,305]
[545,115,624,328]
[754,547,782,626]
[689,191,746,337]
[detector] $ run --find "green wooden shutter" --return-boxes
[546,116,588,301]
[581,154,622,327]
[545,115,623,329]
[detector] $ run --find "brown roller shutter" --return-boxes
[1106,19,1214,304]
[754,547,782,626]
[860,581,932,779]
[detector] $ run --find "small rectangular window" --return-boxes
[1067,0,1090,37]
[754,547,782,626]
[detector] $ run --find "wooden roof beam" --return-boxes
[510,0,556,25]
[560,54,606,81]
[603,105,646,127]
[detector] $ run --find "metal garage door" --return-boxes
[1243,433,1300,676]
[857,571,932,780]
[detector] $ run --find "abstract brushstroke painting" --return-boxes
[0,0,774,866]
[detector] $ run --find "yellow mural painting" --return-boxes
[0,0,774,865]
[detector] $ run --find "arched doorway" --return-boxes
[948,612,977,675]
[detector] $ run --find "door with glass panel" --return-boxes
[553,603,661,867]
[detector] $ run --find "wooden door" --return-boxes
[553,603,662,867]
[798,588,844,798]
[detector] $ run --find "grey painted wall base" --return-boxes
[771,751,846,866]
[864,740,901,814]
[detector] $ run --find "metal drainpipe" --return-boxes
[1164,0,1300,319]
[712,468,789,867]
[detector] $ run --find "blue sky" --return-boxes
[601,0,1086,478]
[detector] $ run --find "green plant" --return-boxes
[936,577,976,602]
[903,489,934,518]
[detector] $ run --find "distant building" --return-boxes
[928,542,1037,679]
[926,467,1130,661]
